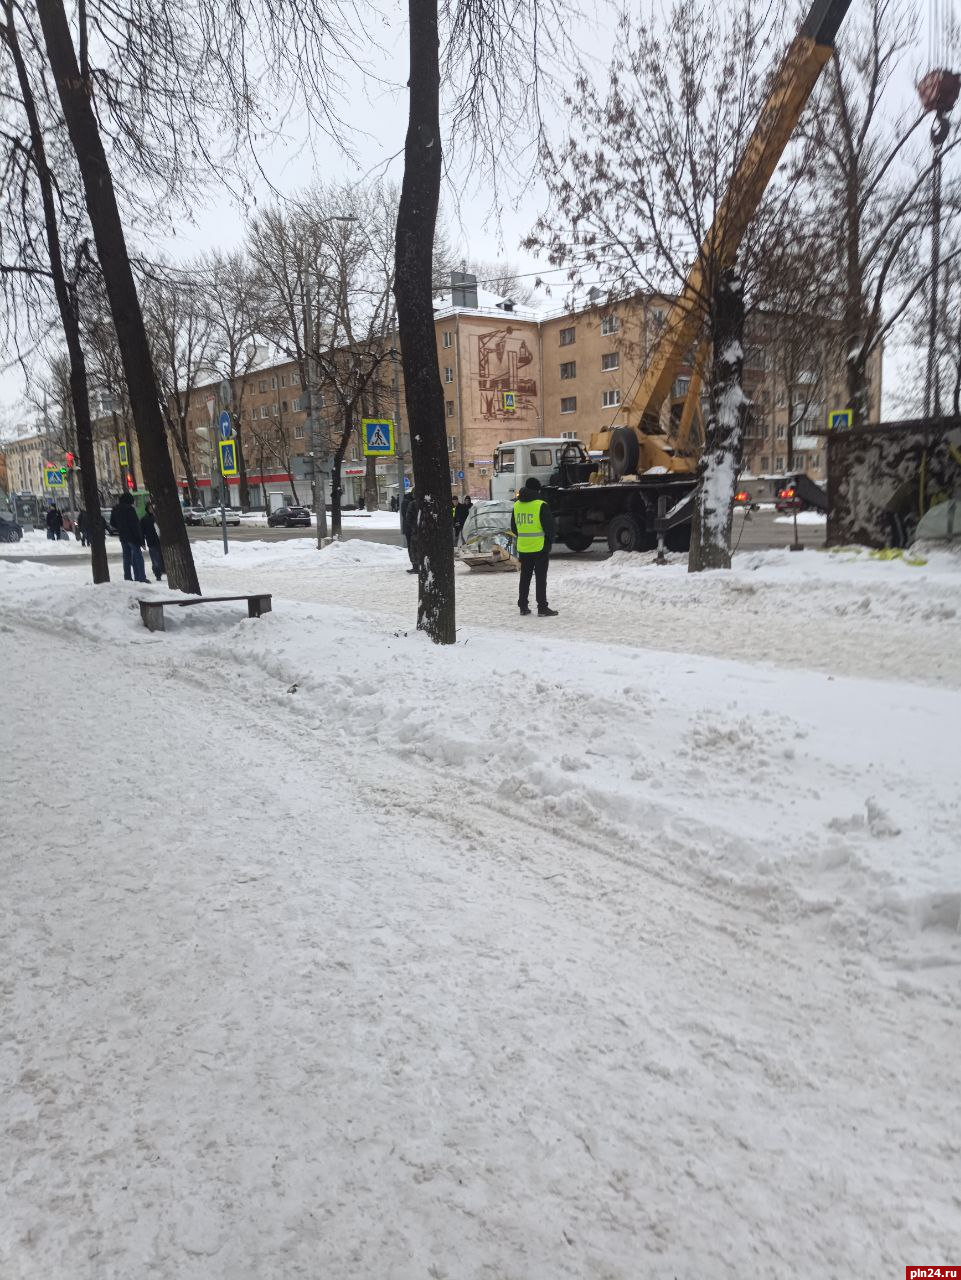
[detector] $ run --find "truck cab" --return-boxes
[490,438,593,500]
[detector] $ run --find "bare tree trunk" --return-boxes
[364,455,379,510]
[35,0,200,595]
[689,271,746,573]
[4,0,108,582]
[394,0,455,643]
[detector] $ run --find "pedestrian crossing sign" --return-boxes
[219,438,239,476]
[828,408,852,430]
[362,418,395,456]
[118,441,129,466]
[501,390,516,412]
[44,466,66,489]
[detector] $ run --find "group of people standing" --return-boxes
[398,481,558,616]
[109,493,165,583]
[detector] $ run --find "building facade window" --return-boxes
[560,361,576,379]
[446,400,455,417]
[260,405,269,419]
[281,374,288,387]
[291,397,301,412]
[776,424,786,439]
[561,430,577,439]
[282,400,288,413]
[259,379,267,393]
[444,366,453,383]
[442,331,452,348]
[272,403,279,416]
[271,375,278,390]
[559,326,575,346]
[447,435,457,452]
[291,372,300,385]
[601,315,620,335]
[601,352,619,371]
[294,422,305,439]
[601,389,621,407]
[560,396,577,414]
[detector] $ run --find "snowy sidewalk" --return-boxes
[1,563,959,1278]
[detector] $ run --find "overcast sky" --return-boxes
[0,0,950,430]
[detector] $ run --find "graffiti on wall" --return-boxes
[476,326,537,420]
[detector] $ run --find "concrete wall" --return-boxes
[826,417,961,546]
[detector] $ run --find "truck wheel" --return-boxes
[609,427,640,477]
[607,513,644,553]
[563,531,593,552]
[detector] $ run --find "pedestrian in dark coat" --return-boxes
[76,509,88,546]
[141,501,165,580]
[110,492,148,582]
[453,497,469,545]
[400,490,419,573]
[45,507,63,541]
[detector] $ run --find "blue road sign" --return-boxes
[219,410,232,440]
[457,470,465,479]
[219,438,238,476]
[829,408,852,430]
[404,477,412,491]
[361,417,395,456]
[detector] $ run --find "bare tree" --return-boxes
[204,252,263,509]
[142,265,215,506]
[396,0,567,641]
[804,0,961,425]
[0,0,109,580]
[525,0,840,569]
[249,416,301,505]
[309,185,398,534]
[469,259,537,305]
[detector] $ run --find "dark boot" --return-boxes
[537,606,559,617]
[519,605,531,616]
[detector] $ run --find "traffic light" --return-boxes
[65,451,76,469]
[126,473,135,490]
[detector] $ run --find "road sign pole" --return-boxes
[218,393,229,555]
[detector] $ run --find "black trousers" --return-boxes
[518,549,550,608]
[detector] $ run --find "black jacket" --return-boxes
[400,493,418,539]
[46,508,63,532]
[510,487,556,549]
[141,511,161,548]
[111,501,144,546]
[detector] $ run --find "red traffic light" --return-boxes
[126,473,135,490]
[65,451,76,469]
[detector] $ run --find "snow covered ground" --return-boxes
[1,544,959,1278]
[0,529,90,556]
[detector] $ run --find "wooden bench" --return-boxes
[138,593,272,633]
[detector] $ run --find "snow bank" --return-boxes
[2,562,959,1277]
[3,561,957,975]
[0,529,88,557]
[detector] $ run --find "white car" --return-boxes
[201,506,241,527]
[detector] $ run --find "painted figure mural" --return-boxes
[476,325,538,420]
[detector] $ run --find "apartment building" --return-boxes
[72,278,878,507]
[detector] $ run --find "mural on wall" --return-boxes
[476,325,538,420]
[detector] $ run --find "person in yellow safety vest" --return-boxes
[510,477,559,616]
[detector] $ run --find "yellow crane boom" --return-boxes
[592,0,853,476]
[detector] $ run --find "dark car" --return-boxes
[267,505,312,528]
[0,513,23,543]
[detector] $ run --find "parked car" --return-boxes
[267,505,312,528]
[0,513,23,542]
[201,506,241,527]
[181,505,208,525]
